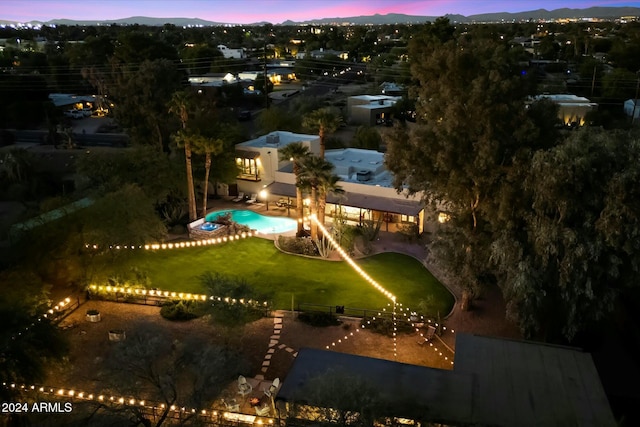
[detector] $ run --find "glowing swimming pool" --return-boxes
[205,209,297,234]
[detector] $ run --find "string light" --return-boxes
[88,285,269,308]
[83,231,254,252]
[4,382,273,423]
[10,297,75,341]
[310,215,395,302]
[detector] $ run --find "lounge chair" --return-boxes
[232,192,245,202]
[418,325,437,345]
[237,375,253,398]
[246,193,257,204]
[264,377,280,398]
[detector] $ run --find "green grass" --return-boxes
[99,238,455,316]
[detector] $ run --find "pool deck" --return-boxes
[203,196,407,240]
[204,197,297,240]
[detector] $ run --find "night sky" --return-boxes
[3,0,640,24]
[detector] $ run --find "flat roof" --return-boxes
[277,336,616,427]
[454,334,617,427]
[349,94,401,102]
[237,131,319,149]
[265,182,423,216]
[276,348,475,424]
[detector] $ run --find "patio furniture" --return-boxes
[238,375,253,398]
[254,404,271,416]
[275,198,287,208]
[418,325,437,345]
[246,193,257,204]
[264,377,280,398]
[232,192,245,202]
[222,398,240,412]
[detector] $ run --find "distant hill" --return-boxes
[3,6,640,27]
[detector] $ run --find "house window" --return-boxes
[236,157,261,181]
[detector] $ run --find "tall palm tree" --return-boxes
[299,156,335,240]
[302,107,343,159]
[279,142,311,236]
[168,91,197,221]
[192,134,224,217]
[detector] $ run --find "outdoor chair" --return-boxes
[246,193,257,204]
[237,375,253,398]
[254,404,271,416]
[418,325,437,345]
[275,198,287,208]
[264,377,280,398]
[222,398,240,412]
[232,192,245,202]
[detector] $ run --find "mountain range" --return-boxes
[2,7,640,27]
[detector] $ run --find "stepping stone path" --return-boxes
[259,310,297,376]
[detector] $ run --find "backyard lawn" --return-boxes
[96,238,455,316]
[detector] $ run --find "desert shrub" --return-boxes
[160,300,203,321]
[361,316,414,336]
[298,311,340,327]
[397,222,419,242]
[277,236,319,256]
[198,272,270,327]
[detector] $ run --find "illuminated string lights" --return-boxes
[88,285,269,307]
[2,382,274,424]
[309,215,395,302]
[83,232,254,252]
[11,297,74,341]
[325,328,360,349]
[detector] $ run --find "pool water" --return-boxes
[205,209,297,234]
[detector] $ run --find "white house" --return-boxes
[233,131,431,233]
[624,98,640,122]
[233,131,321,198]
[217,44,245,59]
[347,95,401,126]
[534,94,598,126]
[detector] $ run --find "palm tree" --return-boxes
[168,91,197,221]
[299,156,335,240]
[317,174,345,227]
[192,134,224,217]
[302,107,343,159]
[279,142,311,236]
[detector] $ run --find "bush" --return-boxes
[277,236,319,256]
[298,311,340,327]
[361,316,414,336]
[160,300,202,321]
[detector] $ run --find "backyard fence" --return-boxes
[296,302,395,320]
[86,288,271,317]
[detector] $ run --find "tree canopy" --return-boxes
[383,28,640,342]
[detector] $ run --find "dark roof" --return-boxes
[453,334,617,427]
[277,335,617,427]
[235,149,260,160]
[265,182,423,216]
[276,347,474,423]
